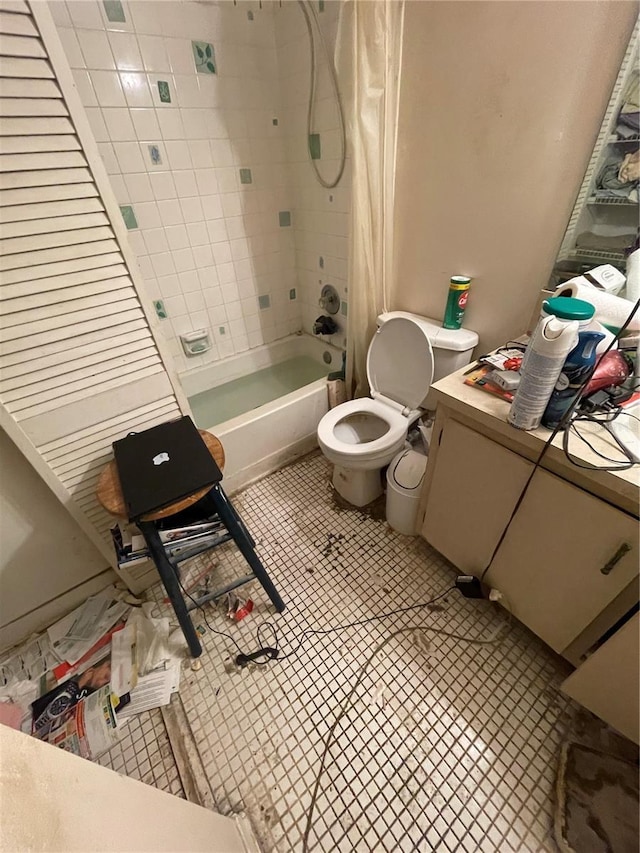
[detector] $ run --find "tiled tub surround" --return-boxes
[51,0,301,375]
[275,1,351,348]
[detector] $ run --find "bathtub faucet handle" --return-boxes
[313,315,339,336]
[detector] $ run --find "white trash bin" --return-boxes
[385,448,428,535]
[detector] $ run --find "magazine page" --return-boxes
[31,648,113,733]
[36,684,120,760]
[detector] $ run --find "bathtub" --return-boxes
[179,334,343,494]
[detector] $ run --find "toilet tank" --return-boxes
[376,311,478,404]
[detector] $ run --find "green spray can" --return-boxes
[442,275,472,330]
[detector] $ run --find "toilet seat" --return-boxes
[367,316,434,409]
[317,397,408,460]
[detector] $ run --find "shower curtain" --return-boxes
[341,0,405,398]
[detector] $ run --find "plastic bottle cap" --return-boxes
[543,297,595,321]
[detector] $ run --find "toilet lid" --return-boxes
[367,316,434,409]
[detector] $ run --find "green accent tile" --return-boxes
[192,41,216,75]
[341,301,348,317]
[157,80,171,103]
[239,168,252,185]
[153,299,167,319]
[319,256,324,269]
[119,204,138,230]
[102,0,126,23]
[258,294,271,310]
[309,133,321,160]
[148,144,162,166]
[278,210,291,227]
[318,0,325,10]
[218,326,226,335]
[272,117,278,126]
[247,10,254,20]
[289,288,296,300]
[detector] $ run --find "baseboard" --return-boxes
[0,567,116,653]
[224,434,319,496]
[161,695,216,810]
[234,815,263,853]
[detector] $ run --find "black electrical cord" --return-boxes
[178,574,455,666]
[260,585,453,662]
[177,576,271,661]
[479,297,640,584]
[563,412,637,470]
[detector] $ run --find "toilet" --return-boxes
[317,311,478,506]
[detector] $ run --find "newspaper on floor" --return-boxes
[35,684,120,760]
[31,645,126,732]
[47,588,131,665]
[110,624,137,698]
[117,659,180,719]
[0,634,59,688]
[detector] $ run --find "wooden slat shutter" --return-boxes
[0,1,189,572]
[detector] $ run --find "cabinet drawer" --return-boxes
[487,468,638,653]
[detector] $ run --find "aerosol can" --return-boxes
[542,331,605,429]
[508,313,579,431]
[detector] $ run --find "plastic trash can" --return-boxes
[385,448,428,535]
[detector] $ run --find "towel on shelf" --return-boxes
[575,230,638,252]
[596,151,639,201]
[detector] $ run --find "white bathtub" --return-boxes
[179,334,343,494]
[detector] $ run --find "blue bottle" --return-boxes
[542,331,605,429]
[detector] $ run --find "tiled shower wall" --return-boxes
[275,0,350,349]
[50,0,301,374]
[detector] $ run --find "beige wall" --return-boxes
[1,725,256,853]
[393,1,637,354]
[0,429,113,648]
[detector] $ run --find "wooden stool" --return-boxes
[97,430,285,657]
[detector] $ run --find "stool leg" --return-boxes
[138,521,202,658]
[207,484,285,613]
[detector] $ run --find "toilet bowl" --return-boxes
[317,312,478,507]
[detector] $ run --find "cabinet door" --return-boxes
[561,614,639,745]
[421,420,533,573]
[487,468,638,653]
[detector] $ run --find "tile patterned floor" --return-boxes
[98,707,185,799]
[135,452,579,853]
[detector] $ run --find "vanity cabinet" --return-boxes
[418,362,639,665]
[423,419,637,654]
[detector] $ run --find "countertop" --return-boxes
[431,364,640,517]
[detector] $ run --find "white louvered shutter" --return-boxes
[0,0,190,574]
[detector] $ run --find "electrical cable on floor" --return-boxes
[479,297,640,585]
[300,617,512,853]
[181,573,511,850]
[179,575,456,665]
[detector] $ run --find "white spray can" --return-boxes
[508,315,579,430]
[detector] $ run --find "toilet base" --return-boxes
[332,465,383,507]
